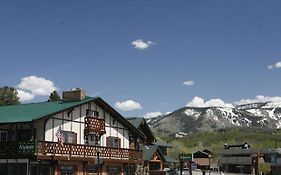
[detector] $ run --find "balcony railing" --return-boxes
[84,116,106,135]
[0,141,142,161]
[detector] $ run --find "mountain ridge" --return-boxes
[146,101,281,136]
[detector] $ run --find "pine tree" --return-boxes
[0,86,20,106]
[48,90,61,102]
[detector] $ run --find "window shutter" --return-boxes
[118,138,121,148]
[106,137,110,147]
[74,133,77,144]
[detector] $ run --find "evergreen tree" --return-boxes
[0,86,20,106]
[48,90,61,102]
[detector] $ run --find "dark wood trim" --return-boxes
[15,123,18,140]
[36,155,143,164]
[102,103,105,120]
[79,105,82,144]
[123,128,125,148]
[52,117,54,142]
[9,124,12,141]
[53,118,84,124]
[71,110,73,131]
[103,159,144,164]
[43,119,47,141]
[62,112,64,129]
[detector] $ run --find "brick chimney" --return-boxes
[62,88,86,102]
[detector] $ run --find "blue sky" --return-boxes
[1,0,281,117]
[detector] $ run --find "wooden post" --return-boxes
[189,161,192,175]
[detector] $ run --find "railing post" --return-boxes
[53,142,56,156]
[84,144,86,158]
[70,144,73,157]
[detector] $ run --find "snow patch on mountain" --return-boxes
[262,102,281,108]
[146,101,281,135]
[218,108,236,117]
[184,109,201,120]
[241,118,252,126]
[257,118,268,126]
[246,109,263,116]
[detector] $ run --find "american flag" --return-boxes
[56,127,64,146]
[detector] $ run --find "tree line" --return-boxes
[0,86,61,106]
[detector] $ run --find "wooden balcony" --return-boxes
[84,116,106,135]
[0,141,142,162]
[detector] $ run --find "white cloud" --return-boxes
[187,96,234,108]
[115,100,142,111]
[17,75,57,96]
[234,95,281,105]
[17,90,35,101]
[143,111,162,119]
[183,80,195,86]
[268,61,281,69]
[131,39,155,50]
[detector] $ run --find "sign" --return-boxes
[18,141,35,154]
[179,154,192,161]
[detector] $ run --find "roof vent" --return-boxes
[62,88,86,102]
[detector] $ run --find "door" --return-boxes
[60,165,76,175]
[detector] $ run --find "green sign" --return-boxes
[18,141,35,154]
[179,154,192,161]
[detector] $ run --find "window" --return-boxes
[0,130,8,141]
[62,131,77,144]
[87,165,98,173]
[60,165,75,175]
[106,137,121,148]
[86,109,99,117]
[0,163,28,175]
[17,129,33,141]
[124,164,136,175]
[149,162,161,171]
[107,166,121,175]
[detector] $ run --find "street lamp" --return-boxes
[96,139,101,175]
[208,155,212,175]
[97,147,100,175]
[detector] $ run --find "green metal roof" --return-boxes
[127,117,156,142]
[164,156,178,163]
[0,96,95,123]
[126,117,144,128]
[141,145,175,163]
[141,145,160,161]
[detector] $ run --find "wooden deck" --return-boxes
[0,141,142,162]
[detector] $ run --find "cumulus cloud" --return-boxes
[186,96,234,108]
[131,39,155,50]
[115,100,142,111]
[143,111,162,119]
[17,90,35,101]
[183,80,195,86]
[16,75,57,101]
[234,95,281,105]
[268,61,281,69]
[17,75,57,96]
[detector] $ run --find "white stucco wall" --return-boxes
[44,101,130,148]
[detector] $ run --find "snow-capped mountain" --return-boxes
[147,102,281,136]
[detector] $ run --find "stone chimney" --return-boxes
[62,88,86,102]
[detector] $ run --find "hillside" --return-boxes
[147,101,281,136]
[155,127,281,159]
